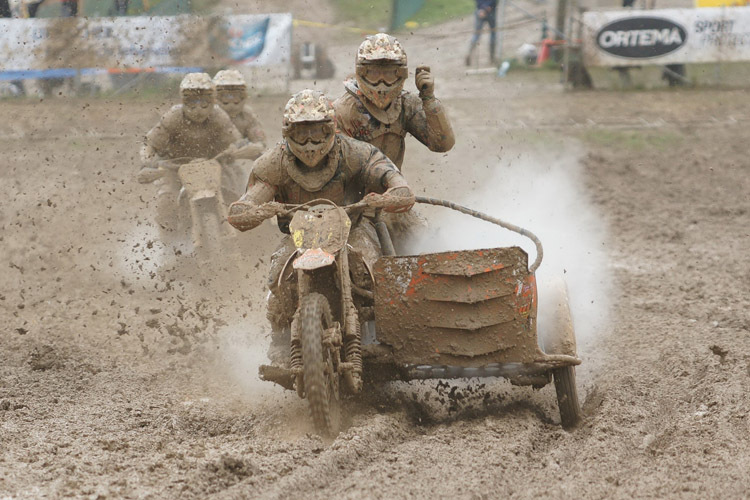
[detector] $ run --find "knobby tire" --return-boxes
[299,293,341,437]
[553,366,582,429]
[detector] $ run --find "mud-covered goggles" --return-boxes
[357,63,408,85]
[182,95,213,109]
[285,121,335,144]
[217,90,245,105]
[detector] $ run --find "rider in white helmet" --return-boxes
[138,73,242,229]
[333,33,455,170]
[213,69,268,196]
[213,69,267,157]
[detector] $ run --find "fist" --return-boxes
[415,65,435,99]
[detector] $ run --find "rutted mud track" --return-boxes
[2,34,750,500]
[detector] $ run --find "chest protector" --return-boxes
[344,80,407,145]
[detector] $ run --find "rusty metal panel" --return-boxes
[373,247,544,366]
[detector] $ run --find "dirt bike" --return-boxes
[258,196,401,437]
[138,153,235,259]
[259,196,583,436]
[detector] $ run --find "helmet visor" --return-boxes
[286,121,335,145]
[357,64,408,86]
[217,90,245,105]
[183,95,213,109]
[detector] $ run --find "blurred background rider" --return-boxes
[213,69,268,197]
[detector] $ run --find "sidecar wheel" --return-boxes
[553,366,582,429]
[299,293,341,437]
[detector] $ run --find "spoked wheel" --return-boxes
[553,366,582,429]
[298,293,341,437]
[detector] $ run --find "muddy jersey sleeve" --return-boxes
[239,145,285,203]
[229,146,283,232]
[145,105,182,157]
[341,136,407,194]
[404,93,455,153]
[332,94,362,139]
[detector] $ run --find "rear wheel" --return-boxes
[553,366,582,429]
[299,293,341,437]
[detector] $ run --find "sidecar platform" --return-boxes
[364,247,580,386]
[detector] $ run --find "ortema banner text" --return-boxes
[0,14,292,78]
[582,7,750,67]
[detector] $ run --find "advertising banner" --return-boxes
[582,7,750,67]
[695,0,748,8]
[0,13,292,77]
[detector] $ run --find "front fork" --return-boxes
[289,248,363,398]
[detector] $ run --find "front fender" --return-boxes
[293,248,335,271]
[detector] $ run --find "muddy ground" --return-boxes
[2,10,750,499]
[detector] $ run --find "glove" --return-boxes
[363,186,415,213]
[415,65,435,100]
[228,201,285,231]
[137,166,163,184]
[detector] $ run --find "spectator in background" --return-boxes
[465,0,498,66]
[1,0,11,17]
[60,0,77,16]
[114,0,128,15]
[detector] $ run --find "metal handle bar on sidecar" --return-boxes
[414,196,544,273]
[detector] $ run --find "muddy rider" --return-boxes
[138,72,242,230]
[213,69,268,193]
[227,89,414,364]
[333,33,455,170]
[213,69,266,151]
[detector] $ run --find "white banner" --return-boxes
[0,13,292,73]
[582,7,750,67]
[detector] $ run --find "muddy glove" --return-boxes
[415,65,435,100]
[363,186,415,213]
[214,143,240,165]
[227,200,285,231]
[231,141,266,161]
[137,165,163,184]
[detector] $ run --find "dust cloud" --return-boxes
[408,144,613,351]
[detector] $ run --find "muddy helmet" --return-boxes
[355,33,408,109]
[179,72,214,95]
[282,89,335,127]
[213,69,246,89]
[282,89,337,168]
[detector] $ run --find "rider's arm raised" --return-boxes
[404,90,455,153]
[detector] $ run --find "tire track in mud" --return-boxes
[215,412,410,500]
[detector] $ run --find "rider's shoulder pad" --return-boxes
[251,143,287,185]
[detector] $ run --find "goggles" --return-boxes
[217,90,245,105]
[286,121,335,145]
[356,64,408,85]
[183,95,213,109]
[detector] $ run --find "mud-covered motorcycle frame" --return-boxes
[263,198,387,436]
[138,151,236,254]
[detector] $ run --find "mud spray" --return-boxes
[408,145,613,353]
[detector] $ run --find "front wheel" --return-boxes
[298,293,341,437]
[552,366,582,429]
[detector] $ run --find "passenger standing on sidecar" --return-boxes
[333,33,454,171]
[333,33,454,247]
[227,89,414,363]
[138,72,242,232]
